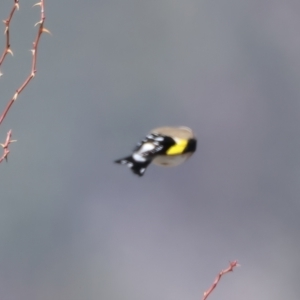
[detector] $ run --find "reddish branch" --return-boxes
[0,130,16,162]
[0,0,50,162]
[202,260,239,300]
[0,0,18,71]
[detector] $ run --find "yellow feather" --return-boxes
[166,139,188,155]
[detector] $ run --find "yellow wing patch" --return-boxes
[166,139,188,155]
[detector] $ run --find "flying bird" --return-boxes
[115,126,197,176]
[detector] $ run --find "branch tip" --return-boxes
[202,260,239,300]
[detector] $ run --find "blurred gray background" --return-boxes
[0,0,299,299]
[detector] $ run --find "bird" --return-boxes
[114,126,197,176]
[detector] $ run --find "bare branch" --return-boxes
[202,260,239,300]
[0,0,50,125]
[0,1,50,162]
[0,129,16,163]
[0,0,19,75]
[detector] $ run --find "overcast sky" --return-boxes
[0,0,300,299]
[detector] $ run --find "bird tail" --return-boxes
[114,156,151,177]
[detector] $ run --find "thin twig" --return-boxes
[202,260,239,300]
[0,0,50,162]
[0,0,19,74]
[0,0,50,125]
[0,129,16,162]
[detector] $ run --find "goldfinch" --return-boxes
[115,126,197,176]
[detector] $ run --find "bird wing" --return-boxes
[133,134,174,158]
